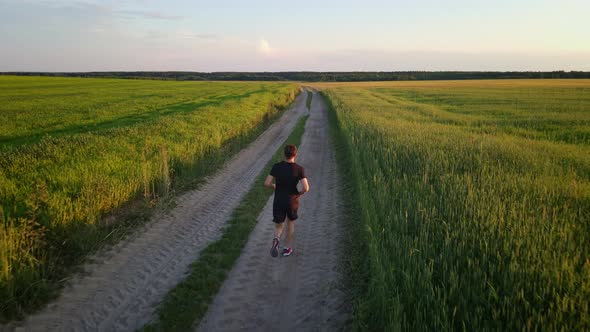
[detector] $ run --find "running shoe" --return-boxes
[282,247,293,257]
[270,238,280,257]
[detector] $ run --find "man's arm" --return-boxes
[264,175,276,189]
[299,178,309,195]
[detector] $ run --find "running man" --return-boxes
[264,144,309,257]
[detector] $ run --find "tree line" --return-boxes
[2,71,590,81]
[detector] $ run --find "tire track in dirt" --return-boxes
[197,92,349,331]
[8,93,307,332]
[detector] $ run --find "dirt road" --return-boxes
[12,93,307,332]
[197,92,349,331]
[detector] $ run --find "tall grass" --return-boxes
[0,76,298,321]
[317,80,590,330]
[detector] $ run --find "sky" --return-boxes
[0,0,589,71]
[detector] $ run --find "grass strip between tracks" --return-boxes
[141,113,309,332]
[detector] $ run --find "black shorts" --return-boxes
[272,195,299,223]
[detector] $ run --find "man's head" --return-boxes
[284,144,297,160]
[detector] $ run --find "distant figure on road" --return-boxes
[264,144,309,257]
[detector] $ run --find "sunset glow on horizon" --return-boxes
[1,0,589,71]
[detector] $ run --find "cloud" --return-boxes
[21,0,113,16]
[26,1,184,20]
[147,30,219,41]
[118,9,184,20]
[178,33,218,40]
[257,38,274,56]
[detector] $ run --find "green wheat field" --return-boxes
[0,76,298,319]
[314,79,590,330]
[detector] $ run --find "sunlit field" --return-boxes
[0,76,298,319]
[315,79,590,330]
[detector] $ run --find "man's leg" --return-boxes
[274,220,285,240]
[271,221,283,257]
[284,219,295,248]
[272,200,286,240]
[270,209,286,257]
[283,197,298,254]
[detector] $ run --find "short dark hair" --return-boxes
[284,144,297,159]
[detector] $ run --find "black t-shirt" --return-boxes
[270,161,306,197]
